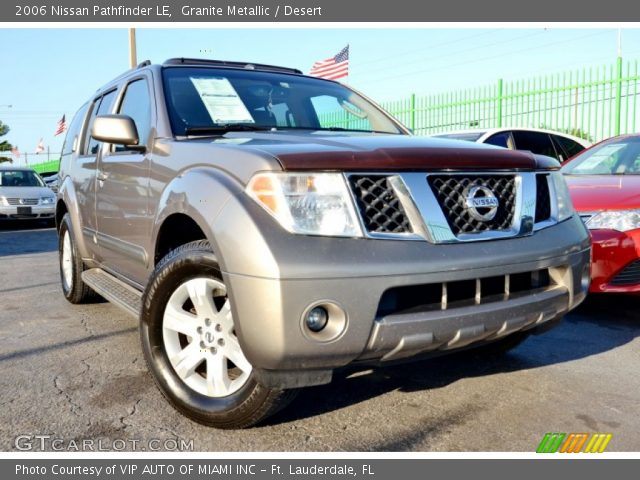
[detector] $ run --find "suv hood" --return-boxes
[184,132,558,171]
[565,174,640,211]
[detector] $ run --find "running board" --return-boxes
[82,268,142,318]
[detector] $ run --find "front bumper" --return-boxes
[590,228,640,293]
[0,205,55,220]
[226,247,589,372]
[212,194,591,386]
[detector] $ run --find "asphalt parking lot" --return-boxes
[0,222,639,452]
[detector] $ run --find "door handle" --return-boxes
[97,171,109,182]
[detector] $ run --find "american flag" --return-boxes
[309,45,349,80]
[35,139,45,154]
[55,114,67,136]
[11,146,20,159]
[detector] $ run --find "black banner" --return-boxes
[2,0,635,22]
[5,459,640,480]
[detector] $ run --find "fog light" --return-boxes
[305,307,328,332]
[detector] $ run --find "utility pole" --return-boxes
[617,28,622,57]
[129,28,137,68]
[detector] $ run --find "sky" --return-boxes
[1,27,639,162]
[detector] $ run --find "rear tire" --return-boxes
[58,213,96,304]
[140,240,297,429]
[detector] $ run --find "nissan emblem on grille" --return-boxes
[428,175,516,235]
[464,186,499,222]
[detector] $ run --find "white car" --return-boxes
[432,127,591,163]
[43,173,59,193]
[0,166,56,221]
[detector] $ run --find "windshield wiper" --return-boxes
[317,126,375,133]
[184,124,273,135]
[275,126,401,135]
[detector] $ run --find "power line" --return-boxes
[354,29,502,68]
[1,110,66,115]
[355,30,615,88]
[358,30,548,77]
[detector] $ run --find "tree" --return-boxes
[0,120,13,164]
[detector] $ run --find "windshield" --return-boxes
[433,132,486,142]
[162,67,404,136]
[562,137,640,175]
[0,170,45,187]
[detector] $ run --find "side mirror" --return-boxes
[92,114,144,151]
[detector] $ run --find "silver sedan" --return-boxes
[0,166,56,220]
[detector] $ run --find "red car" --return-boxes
[562,134,640,293]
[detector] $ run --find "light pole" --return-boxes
[129,28,137,68]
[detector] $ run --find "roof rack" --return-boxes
[163,58,303,75]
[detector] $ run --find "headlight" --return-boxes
[586,210,640,232]
[246,172,363,237]
[40,196,55,205]
[550,172,575,221]
[0,196,6,206]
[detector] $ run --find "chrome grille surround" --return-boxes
[346,171,566,243]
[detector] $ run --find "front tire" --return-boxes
[58,213,96,304]
[140,240,296,429]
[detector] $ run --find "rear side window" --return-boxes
[85,89,118,155]
[115,79,152,152]
[512,131,558,160]
[61,103,89,156]
[485,131,514,149]
[552,134,585,160]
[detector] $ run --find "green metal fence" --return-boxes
[326,57,640,143]
[31,159,60,175]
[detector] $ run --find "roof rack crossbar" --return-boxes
[163,58,302,75]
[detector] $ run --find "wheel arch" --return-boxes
[151,166,243,272]
[56,176,91,259]
[154,213,208,265]
[55,199,68,232]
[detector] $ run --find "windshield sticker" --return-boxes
[190,77,255,125]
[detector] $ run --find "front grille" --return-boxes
[6,198,39,206]
[427,175,516,235]
[610,260,640,286]
[377,268,552,317]
[349,175,412,234]
[535,174,551,222]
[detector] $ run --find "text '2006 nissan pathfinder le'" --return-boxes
[56,58,591,428]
